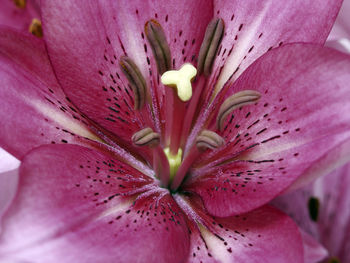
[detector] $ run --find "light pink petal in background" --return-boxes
[272,163,350,262]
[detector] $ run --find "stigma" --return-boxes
[161,63,197,102]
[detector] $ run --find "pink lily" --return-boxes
[1,0,350,262]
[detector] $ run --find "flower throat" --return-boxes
[120,18,260,192]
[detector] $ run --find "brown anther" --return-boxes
[217,90,261,131]
[145,19,172,75]
[13,0,26,8]
[29,18,43,38]
[197,18,224,76]
[132,127,160,147]
[196,130,225,151]
[119,56,147,110]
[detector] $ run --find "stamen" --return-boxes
[132,127,160,147]
[196,130,225,151]
[29,18,43,38]
[13,0,26,8]
[145,20,172,75]
[119,56,147,110]
[161,63,197,102]
[197,18,225,76]
[217,90,261,131]
[132,128,170,187]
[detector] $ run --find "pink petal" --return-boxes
[0,144,190,262]
[325,38,350,54]
[328,0,350,41]
[210,0,342,93]
[185,44,350,216]
[0,28,101,159]
[0,148,20,173]
[300,229,328,263]
[41,0,213,145]
[0,169,18,232]
[0,0,40,34]
[176,195,303,263]
[273,163,350,262]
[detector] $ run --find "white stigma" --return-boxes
[161,63,197,101]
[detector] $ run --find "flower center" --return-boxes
[122,18,261,192]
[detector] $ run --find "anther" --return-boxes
[132,127,160,147]
[145,20,172,75]
[196,130,225,151]
[131,128,160,147]
[197,18,225,76]
[119,56,147,110]
[29,18,43,38]
[217,90,261,131]
[13,0,26,8]
[161,63,197,101]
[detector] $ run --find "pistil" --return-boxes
[161,63,197,155]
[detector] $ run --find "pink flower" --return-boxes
[1,0,350,262]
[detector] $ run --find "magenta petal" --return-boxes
[0,169,18,231]
[186,44,350,216]
[273,163,350,262]
[328,0,350,40]
[0,0,40,34]
[177,196,303,263]
[300,229,328,263]
[211,0,342,90]
[0,28,101,159]
[0,148,20,173]
[41,0,213,145]
[0,144,189,262]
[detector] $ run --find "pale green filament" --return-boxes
[164,147,183,180]
[161,63,197,101]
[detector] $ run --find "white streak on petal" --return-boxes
[28,99,101,142]
[215,2,272,94]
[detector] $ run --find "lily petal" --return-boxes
[273,163,350,262]
[0,144,190,263]
[0,28,101,159]
[0,0,40,34]
[41,0,213,145]
[328,0,350,41]
[210,0,342,94]
[300,229,328,263]
[0,169,18,232]
[0,148,20,173]
[176,195,303,263]
[185,44,350,216]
